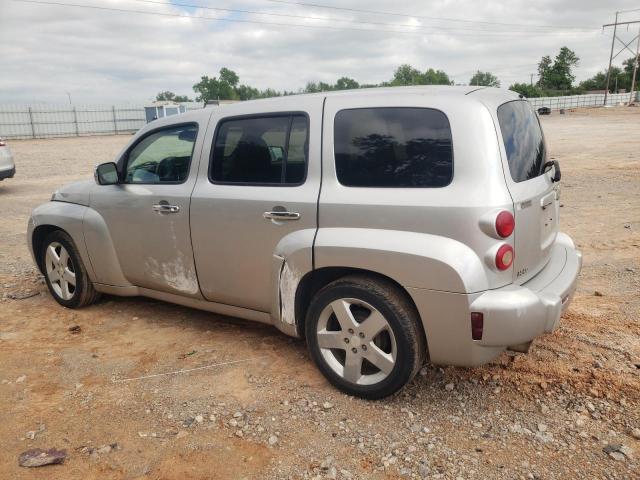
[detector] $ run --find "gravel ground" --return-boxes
[0,107,638,479]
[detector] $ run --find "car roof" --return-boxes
[160,86,522,126]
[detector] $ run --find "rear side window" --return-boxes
[211,114,308,185]
[334,108,453,188]
[497,101,547,183]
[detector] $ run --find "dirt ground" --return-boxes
[0,107,638,479]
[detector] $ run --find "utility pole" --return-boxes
[530,73,534,86]
[602,10,640,106]
[629,26,640,105]
[604,11,618,106]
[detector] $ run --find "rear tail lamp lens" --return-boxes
[495,211,515,238]
[495,244,514,270]
[471,312,484,340]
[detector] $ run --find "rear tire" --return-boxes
[305,275,426,399]
[41,230,100,308]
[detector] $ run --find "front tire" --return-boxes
[305,275,426,399]
[42,230,100,308]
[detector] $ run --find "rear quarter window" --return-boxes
[334,107,453,187]
[497,100,547,183]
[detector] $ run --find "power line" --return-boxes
[12,0,596,37]
[259,0,594,31]
[130,0,570,34]
[617,7,640,14]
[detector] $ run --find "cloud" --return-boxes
[0,0,635,103]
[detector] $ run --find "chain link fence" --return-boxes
[527,92,638,110]
[0,102,203,139]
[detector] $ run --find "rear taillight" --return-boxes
[495,211,514,238]
[495,244,514,270]
[471,312,483,340]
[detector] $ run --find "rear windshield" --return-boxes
[497,101,547,183]
[334,107,453,188]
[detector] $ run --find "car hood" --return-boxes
[51,179,94,206]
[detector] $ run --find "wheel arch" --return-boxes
[31,224,65,273]
[293,267,427,351]
[28,201,98,282]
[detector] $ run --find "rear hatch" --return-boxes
[496,100,560,285]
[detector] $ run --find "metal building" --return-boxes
[144,101,186,123]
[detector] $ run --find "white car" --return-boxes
[0,138,15,181]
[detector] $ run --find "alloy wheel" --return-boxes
[316,298,397,385]
[45,242,76,300]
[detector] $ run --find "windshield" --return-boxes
[497,100,547,183]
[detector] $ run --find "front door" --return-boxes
[90,122,205,297]
[190,99,323,312]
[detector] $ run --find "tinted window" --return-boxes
[334,108,452,188]
[211,114,308,184]
[125,125,197,184]
[497,100,547,183]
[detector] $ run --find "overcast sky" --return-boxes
[0,0,638,104]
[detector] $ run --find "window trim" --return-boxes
[333,106,454,189]
[208,111,310,187]
[119,122,199,186]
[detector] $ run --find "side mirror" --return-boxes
[94,162,119,185]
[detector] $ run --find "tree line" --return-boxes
[156,46,637,102]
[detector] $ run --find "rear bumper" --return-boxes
[408,232,582,367]
[0,166,15,180]
[471,232,582,347]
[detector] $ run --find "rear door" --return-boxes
[190,98,323,312]
[496,100,560,284]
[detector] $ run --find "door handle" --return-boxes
[152,203,180,214]
[263,211,300,221]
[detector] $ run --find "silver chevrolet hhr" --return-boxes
[28,86,582,398]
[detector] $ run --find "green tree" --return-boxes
[156,91,175,101]
[303,81,335,93]
[335,77,360,90]
[258,88,282,99]
[580,67,627,92]
[538,47,579,91]
[422,68,452,85]
[623,56,637,76]
[389,64,452,86]
[578,71,608,91]
[219,67,239,88]
[508,83,543,98]
[155,91,191,102]
[389,64,424,85]
[193,68,242,102]
[469,71,500,87]
[579,61,636,93]
[235,84,259,101]
[537,56,552,88]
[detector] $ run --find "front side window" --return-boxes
[211,114,308,185]
[125,124,197,184]
[334,108,453,188]
[497,100,547,183]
